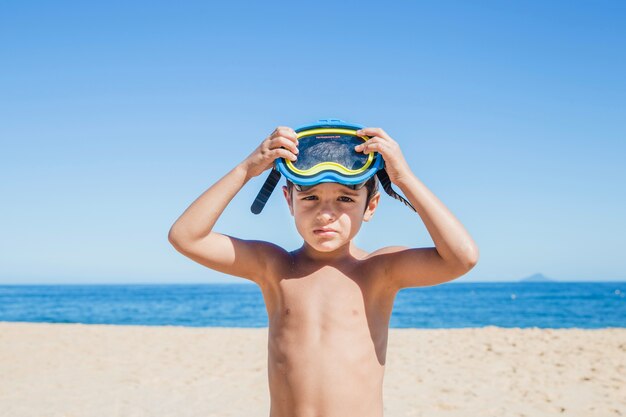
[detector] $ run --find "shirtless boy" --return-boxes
[168,125,479,417]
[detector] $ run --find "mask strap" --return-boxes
[376,169,417,212]
[251,168,282,214]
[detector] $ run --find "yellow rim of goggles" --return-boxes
[285,128,375,177]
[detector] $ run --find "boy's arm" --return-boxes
[375,172,480,289]
[168,127,299,284]
[355,127,479,289]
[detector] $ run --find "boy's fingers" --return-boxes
[356,136,380,147]
[273,126,298,141]
[272,132,298,144]
[274,148,298,161]
[355,138,372,148]
[356,127,391,141]
[356,127,382,134]
[273,126,291,134]
[360,142,379,154]
[355,137,388,154]
[269,136,299,154]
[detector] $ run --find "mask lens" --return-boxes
[292,134,368,171]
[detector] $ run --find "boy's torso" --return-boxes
[258,247,398,417]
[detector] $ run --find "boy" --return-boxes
[168,125,479,417]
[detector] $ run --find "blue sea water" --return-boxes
[0,282,624,329]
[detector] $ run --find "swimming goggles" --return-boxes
[251,119,416,214]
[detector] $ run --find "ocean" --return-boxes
[0,282,624,329]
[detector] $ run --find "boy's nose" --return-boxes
[316,205,337,222]
[317,213,335,223]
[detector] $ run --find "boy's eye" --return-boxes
[302,195,354,203]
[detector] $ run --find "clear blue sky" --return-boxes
[1,1,625,284]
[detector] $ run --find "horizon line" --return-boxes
[0,280,624,286]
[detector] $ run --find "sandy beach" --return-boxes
[0,322,624,417]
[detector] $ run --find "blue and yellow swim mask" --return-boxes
[251,119,416,214]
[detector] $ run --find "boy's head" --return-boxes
[282,176,380,253]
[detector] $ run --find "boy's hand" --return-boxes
[242,126,299,179]
[354,127,413,185]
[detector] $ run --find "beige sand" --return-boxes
[0,322,624,417]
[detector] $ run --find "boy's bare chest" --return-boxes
[262,260,396,370]
[262,262,395,335]
[280,267,366,321]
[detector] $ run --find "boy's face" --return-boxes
[282,182,380,253]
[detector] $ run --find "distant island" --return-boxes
[519,273,555,283]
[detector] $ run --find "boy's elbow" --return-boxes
[168,226,183,247]
[462,244,479,271]
[168,229,191,256]
[453,243,479,272]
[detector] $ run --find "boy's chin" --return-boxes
[304,238,347,253]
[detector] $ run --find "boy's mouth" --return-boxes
[314,227,337,235]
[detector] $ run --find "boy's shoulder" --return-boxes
[361,245,411,275]
[256,239,291,259]
[362,245,411,264]
[367,245,411,257]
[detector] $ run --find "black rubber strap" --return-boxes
[376,169,417,212]
[251,168,282,214]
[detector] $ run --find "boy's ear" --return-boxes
[282,185,294,216]
[363,191,381,222]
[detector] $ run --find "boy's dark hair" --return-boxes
[286,176,379,211]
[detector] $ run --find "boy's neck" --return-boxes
[293,240,363,265]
